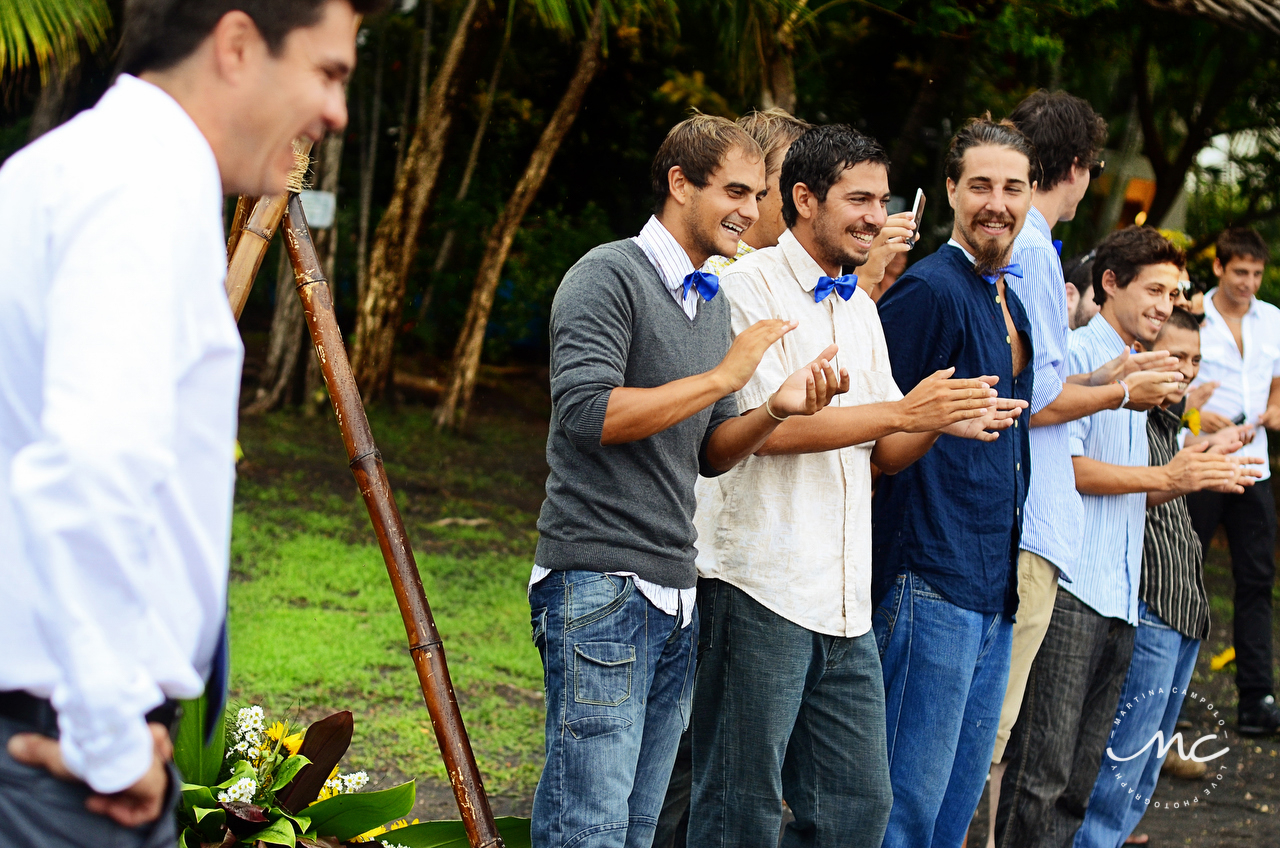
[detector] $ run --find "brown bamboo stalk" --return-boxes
[225,195,257,261]
[225,140,313,319]
[278,194,503,848]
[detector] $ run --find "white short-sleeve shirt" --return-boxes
[692,229,903,637]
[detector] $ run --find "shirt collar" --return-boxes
[1204,287,1258,323]
[779,229,837,294]
[634,215,696,295]
[946,237,977,265]
[1024,205,1052,241]
[1090,312,1132,356]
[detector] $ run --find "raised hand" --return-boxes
[715,318,798,393]
[1163,442,1239,495]
[944,396,1029,442]
[1258,406,1280,430]
[1204,444,1266,493]
[896,367,999,433]
[1088,349,1179,386]
[859,212,917,288]
[1123,369,1186,411]
[1202,423,1256,448]
[1185,380,1219,411]
[768,343,850,417]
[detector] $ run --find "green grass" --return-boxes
[226,396,551,799]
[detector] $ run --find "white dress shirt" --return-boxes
[0,76,242,793]
[1193,289,1280,481]
[530,215,702,627]
[693,229,904,638]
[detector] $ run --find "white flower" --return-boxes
[216,777,258,804]
[381,842,410,848]
[340,771,369,793]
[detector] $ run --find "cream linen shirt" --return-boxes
[693,229,903,638]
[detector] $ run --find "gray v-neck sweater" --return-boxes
[535,239,737,589]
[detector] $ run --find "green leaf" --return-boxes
[194,806,222,823]
[302,781,415,841]
[275,711,353,812]
[387,817,531,848]
[174,693,226,787]
[180,784,217,810]
[272,755,312,791]
[0,0,112,82]
[251,815,299,847]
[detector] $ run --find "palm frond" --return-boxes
[1144,0,1280,33]
[0,0,112,83]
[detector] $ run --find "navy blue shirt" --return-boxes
[872,244,1034,615]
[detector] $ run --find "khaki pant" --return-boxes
[991,549,1059,763]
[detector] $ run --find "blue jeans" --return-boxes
[688,579,892,848]
[873,572,1014,848]
[1073,602,1200,848]
[530,570,698,848]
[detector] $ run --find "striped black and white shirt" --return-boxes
[1140,401,1210,640]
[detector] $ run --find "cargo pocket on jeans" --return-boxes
[574,642,635,706]
[566,641,636,740]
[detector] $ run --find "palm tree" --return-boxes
[431,0,619,430]
[0,0,111,82]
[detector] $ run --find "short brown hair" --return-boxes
[1215,227,1271,267]
[737,109,812,178]
[650,114,763,214]
[1008,90,1107,191]
[944,114,1040,187]
[119,0,389,75]
[1092,227,1186,306]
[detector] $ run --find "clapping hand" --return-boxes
[1088,348,1178,386]
[768,343,850,417]
[944,395,1029,442]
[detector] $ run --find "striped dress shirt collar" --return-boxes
[633,215,699,319]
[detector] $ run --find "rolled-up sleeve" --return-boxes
[548,258,634,453]
[10,185,182,793]
[1019,247,1067,415]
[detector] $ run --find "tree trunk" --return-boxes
[355,26,386,307]
[352,0,482,403]
[433,5,604,431]
[29,56,81,141]
[889,40,953,181]
[244,249,306,414]
[766,53,796,114]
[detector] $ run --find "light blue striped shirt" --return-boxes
[633,215,700,319]
[1063,316,1148,625]
[1006,207,1080,581]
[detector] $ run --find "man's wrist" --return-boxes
[1115,379,1130,410]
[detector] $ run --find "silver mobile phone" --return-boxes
[908,189,925,247]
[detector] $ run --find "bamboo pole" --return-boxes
[220,144,503,846]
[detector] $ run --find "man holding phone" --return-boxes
[1186,226,1280,735]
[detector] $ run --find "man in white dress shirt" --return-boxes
[686,123,1026,847]
[1186,226,1280,735]
[0,2,374,845]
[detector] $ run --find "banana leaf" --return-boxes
[301,780,415,841]
[174,693,225,786]
[276,711,353,812]
[386,817,532,848]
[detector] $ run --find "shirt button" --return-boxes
[996,295,1002,303]
[1006,334,1011,343]
[1017,463,1021,470]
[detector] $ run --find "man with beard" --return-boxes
[685,124,1024,848]
[870,116,1037,848]
[994,227,1238,847]
[985,92,1185,846]
[529,114,849,848]
[1065,253,1101,330]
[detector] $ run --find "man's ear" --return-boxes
[946,177,957,210]
[792,182,814,221]
[1101,268,1120,300]
[1065,281,1080,313]
[1212,257,1225,278]
[667,166,690,208]
[209,10,262,83]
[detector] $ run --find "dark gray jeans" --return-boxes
[995,589,1136,848]
[687,579,892,848]
[0,715,179,848]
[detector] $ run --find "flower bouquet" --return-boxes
[174,700,416,847]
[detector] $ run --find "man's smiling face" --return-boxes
[947,143,1034,275]
[810,160,890,270]
[684,144,766,260]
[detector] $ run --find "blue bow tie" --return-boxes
[682,270,719,302]
[814,273,858,303]
[980,263,1024,285]
[1052,239,1063,257]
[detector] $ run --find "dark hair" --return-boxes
[737,109,812,178]
[1008,90,1107,191]
[779,124,890,228]
[118,0,389,76]
[1063,250,1096,297]
[1158,306,1202,337]
[1215,227,1271,267]
[944,114,1040,187]
[650,113,763,215]
[1091,227,1186,306]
